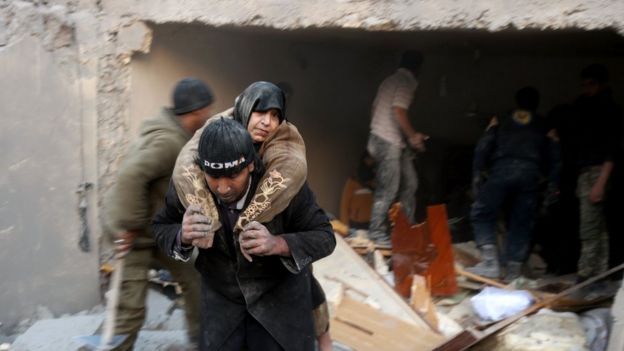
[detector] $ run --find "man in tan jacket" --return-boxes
[103,78,213,350]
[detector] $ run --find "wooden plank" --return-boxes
[330,219,349,237]
[410,275,439,331]
[426,205,458,296]
[331,297,445,351]
[455,265,508,290]
[314,234,434,331]
[388,203,435,297]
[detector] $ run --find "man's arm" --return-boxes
[238,183,336,273]
[391,76,428,150]
[589,161,613,203]
[393,107,428,151]
[153,182,215,261]
[472,118,498,196]
[393,107,417,140]
[106,134,180,252]
[276,183,336,273]
[590,104,622,203]
[473,120,498,174]
[152,181,188,258]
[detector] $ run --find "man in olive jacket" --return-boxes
[153,118,336,351]
[103,78,213,350]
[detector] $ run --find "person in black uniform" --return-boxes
[468,86,560,282]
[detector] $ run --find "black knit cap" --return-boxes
[196,117,256,178]
[172,77,214,115]
[233,81,286,127]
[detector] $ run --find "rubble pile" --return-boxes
[330,203,621,350]
[4,289,193,351]
[3,203,620,350]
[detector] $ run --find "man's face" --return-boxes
[581,79,604,97]
[204,163,254,204]
[190,106,212,133]
[247,109,280,143]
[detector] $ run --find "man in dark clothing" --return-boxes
[469,86,560,281]
[573,64,622,281]
[153,118,336,351]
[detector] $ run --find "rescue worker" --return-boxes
[367,50,428,248]
[469,86,560,282]
[572,64,622,282]
[103,78,213,350]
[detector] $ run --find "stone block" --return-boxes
[10,315,104,351]
[495,309,587,351]
[117,21,152,55]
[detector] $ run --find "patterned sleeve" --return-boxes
[235,122,307,232]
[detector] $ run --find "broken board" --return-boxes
[314,234,434,330]
[331,297,445,351]
[426,205,458,296]
[315,235,462,342]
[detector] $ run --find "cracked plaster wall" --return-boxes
[0,0,103,328]
[101,0,624,34]
[0,0,623,327]
[0,0,152,328]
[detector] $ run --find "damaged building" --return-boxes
[1,0,624,349]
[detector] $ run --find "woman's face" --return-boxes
[247,108,280,143]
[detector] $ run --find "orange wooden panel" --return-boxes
[389,203,437,298]
[426,204,458,296]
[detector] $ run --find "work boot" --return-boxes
[466,244,500,279]
[504,261,523,283]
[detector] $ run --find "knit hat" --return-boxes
[196,117,256,178]
[233,81,286,127]
[172,78,214,115]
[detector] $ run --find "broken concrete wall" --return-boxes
[100,0,624,34]
[0,0,152,329]
[0,1,101,329]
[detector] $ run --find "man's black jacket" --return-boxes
[152,178,336,351]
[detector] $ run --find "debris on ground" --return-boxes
[336,202,623,351]
[12,315,105,351]
[488,309,588,351]
[6,289,193,351]
[4,200,622,350]
[580,308,611,351]
[471,287,534,322]
[330,296,445,351]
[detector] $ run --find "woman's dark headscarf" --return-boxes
[233,81,286,127]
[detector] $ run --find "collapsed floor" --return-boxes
[3,205,621,351]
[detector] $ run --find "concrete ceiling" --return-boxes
[154,22,624,56]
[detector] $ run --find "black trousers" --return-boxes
[219,313,284,351]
